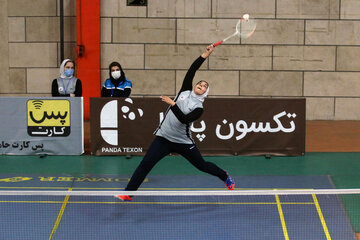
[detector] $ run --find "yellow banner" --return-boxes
[27,100,70,127]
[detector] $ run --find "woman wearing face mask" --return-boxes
[52,59,82,97]
[115,45,235,201]
[101,62,132,97]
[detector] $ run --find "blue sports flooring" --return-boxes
[0,175,357,240]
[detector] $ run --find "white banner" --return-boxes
[0,97,84,155]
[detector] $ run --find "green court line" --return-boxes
[0,187,315,190]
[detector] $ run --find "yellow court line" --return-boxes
[281,202,314,205]
[0,200,65,204]
[0,187,70,189]
[75,201,312,205]
[312,194,331,240]
[48,188,72,240]
[83,201,276,205]
[0,200,315,205]
[275,194,289,240]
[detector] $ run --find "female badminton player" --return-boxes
[116,45,235,201]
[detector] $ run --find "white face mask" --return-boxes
[111,70,121,80]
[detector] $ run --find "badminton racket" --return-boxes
[213,14,256,47]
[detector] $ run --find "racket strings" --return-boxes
[213,16,256,47]
[237,19,257,38]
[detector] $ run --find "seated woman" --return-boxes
[101,62,132,97]
[52,59,82,97]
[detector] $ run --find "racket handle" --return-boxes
[213,41,223,47]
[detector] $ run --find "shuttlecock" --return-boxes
[242,14,249,20]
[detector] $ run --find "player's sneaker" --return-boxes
[115,195,132,201]
[224,173,235,190]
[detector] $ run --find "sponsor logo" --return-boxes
[27,100,70,137]
[100,98,143,146]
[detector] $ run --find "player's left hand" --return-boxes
[160,96,175,106]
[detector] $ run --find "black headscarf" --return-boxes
[108,62,126,87]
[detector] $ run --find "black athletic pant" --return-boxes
[125,136,228,191]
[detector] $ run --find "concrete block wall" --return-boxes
[1,0,360,120]
[2,0,76,97]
